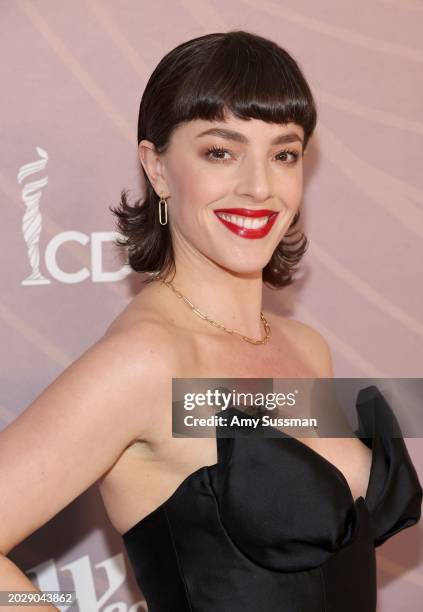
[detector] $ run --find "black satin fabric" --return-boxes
[122,386,422,611]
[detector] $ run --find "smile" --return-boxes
[213,208,279,239]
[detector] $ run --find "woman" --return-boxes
[0,30,421,612]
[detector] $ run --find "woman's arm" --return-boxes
[0,323,175,609]
[0,554,60,611]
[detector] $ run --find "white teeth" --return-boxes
[217,213,271,229]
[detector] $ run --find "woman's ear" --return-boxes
[138,139,169,197]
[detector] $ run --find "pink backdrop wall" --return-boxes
[1,1,422,610]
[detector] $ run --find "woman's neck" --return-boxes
[152,266,265,340]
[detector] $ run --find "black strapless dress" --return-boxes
[122,386,422,611]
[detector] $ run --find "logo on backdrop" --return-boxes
[17,147,131,285]
[17,146,50,285]
[27,551,145,611]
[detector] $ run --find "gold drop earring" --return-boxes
[158,194,168,225]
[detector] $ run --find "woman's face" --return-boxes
[146,112,304,276]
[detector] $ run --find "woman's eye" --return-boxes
[205,146,232,162]
[275,149,300,164]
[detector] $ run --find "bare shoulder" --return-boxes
[98,318,183,426]
[102,316,180,369]
[265,312,334,378]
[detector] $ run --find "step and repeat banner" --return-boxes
[1,1,422,610]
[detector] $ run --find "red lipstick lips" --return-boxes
[213,208,279,239]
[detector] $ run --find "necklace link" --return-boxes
[156,277,271,345]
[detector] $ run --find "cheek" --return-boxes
[180,170,222,203]
[279,172,303,209]
[166,159,225,221]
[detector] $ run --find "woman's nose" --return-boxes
[235,155,273,201]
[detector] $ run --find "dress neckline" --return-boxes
[122,406,379,538]
[279,427,378,505]
[219,405,377,505]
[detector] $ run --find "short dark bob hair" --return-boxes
[110,30,317,289]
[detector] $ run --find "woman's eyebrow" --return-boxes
[195,127,303,145]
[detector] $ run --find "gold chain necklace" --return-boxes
[156,277,271,345]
